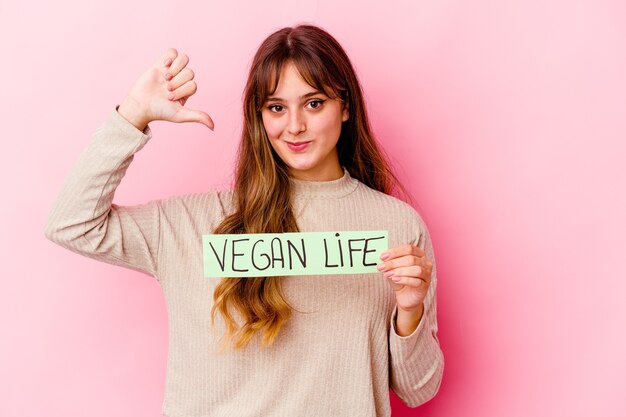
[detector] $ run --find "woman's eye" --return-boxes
[307,99,325,109]
[268,104,284,113]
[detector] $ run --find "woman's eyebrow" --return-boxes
[266,91,323,102]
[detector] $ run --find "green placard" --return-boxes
[203,230,388,277]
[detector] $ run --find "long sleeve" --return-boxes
[388,216,445,407]
[44,106,162,280]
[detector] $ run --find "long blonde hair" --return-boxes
[210,24,410,351]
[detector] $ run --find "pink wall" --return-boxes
[2,0,625,416]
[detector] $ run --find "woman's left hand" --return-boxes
[378,244,433,312]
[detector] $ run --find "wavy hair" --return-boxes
[210,24,411,351]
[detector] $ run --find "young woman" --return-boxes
[45,24,443,416]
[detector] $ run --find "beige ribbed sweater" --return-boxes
[44,107,444,417]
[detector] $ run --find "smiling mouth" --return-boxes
[286,141,311,152]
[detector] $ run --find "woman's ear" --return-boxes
[342,101,349,122]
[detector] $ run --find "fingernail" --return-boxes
[164,58,172,66]
[380,252,389,260]
[377,263,385,271]
[384,271,394,278]
[168,93,175,100]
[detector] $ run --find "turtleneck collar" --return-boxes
[289,166,359,198]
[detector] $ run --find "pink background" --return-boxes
[2,0,625,416]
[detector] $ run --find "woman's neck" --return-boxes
[288,166,358,198]
[287,162,344,182]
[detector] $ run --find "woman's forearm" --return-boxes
[395,303,424,336]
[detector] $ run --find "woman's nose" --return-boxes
[286,109,306,135]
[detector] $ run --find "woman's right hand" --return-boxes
[117,48,215,132]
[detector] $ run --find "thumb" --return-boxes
[176,107,215,131]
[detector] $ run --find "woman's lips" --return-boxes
[286,141,311,152]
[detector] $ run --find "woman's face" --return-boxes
[261,61,349,181]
